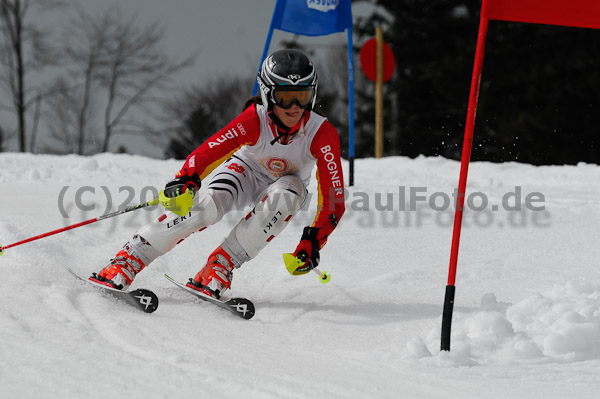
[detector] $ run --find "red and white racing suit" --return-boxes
[132,103,345,268]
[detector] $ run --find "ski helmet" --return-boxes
[257,49,318,111]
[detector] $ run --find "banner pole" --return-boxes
[347,26,355,186]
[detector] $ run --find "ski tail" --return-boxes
[67,268,159,313]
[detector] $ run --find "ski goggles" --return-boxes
[272,87,315,109]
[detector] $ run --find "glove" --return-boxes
[159,170,201,217]
[293,226,321,273]
[164,171,201,198]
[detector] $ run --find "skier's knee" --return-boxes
[232,176,305,260]
[264,175,306,213]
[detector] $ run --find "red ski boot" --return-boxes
[90,247,146,290]
[186,245,234,299]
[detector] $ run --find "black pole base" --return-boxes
[440,284,456,351]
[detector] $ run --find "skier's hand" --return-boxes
[159,169,201,217]
[293,226,321,273]
[164,171,201,198]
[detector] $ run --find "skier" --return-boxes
[89,49,346,299]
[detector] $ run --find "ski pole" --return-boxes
[0,197,159,256]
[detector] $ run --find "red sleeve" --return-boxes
[309,120,346,249]
[176,104,261,179]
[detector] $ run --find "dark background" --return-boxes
[346,0,600,165]
[3,0,599,165]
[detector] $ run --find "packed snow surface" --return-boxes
[1,153,600,398]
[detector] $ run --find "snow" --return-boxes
[1,152,600,399]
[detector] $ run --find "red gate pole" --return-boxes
[441,1,491,351]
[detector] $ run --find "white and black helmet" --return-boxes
[257,49,318,111]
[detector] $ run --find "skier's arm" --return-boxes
[308,121,346,247]
[160,105,261,216]
[175,104,261,180]
[292,122,345,270]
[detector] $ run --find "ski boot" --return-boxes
[186,245,235,299]
[90,247,146,290]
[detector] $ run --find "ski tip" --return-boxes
[65,267,81,280]
[0,245,4,257]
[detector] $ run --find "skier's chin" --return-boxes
[283,113,301,126]
[274,105,302,128]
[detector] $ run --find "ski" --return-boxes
[164,274,255,320]
[66,268,159,313]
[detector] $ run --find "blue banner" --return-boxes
[271,0,353,36]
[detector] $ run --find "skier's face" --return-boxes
[273,103,303,128]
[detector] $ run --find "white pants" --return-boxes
[127,157,306,268]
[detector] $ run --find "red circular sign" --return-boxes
[359,38,396,83]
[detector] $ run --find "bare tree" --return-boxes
[0,0,62,152]
[43,7,114,154]
[99,13,195,153]
[43,77,86,154]
[45,6,195,155]
[163,75,253,159]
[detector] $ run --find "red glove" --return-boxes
[293,226,321,273]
